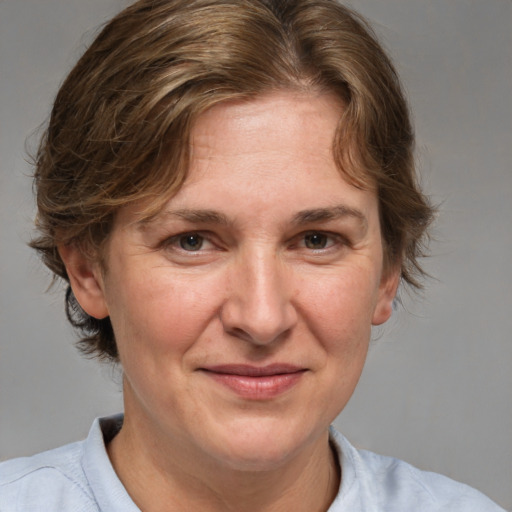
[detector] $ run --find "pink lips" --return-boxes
[200,364,306,399]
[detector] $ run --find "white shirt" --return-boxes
[0,415,504,511]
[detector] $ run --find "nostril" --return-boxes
[224,322,294,347]
[219,273,298,346]
[228,327,251,341]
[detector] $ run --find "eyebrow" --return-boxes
[139,209,230,228]
[140,205,367,230]
[291,205,368,229]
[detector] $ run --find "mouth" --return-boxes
[199,364,307,399]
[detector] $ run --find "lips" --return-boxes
[200,364,306,399]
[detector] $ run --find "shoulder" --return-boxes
[0,440,97,512]
[329,428,505,512]
[356,448,504,511]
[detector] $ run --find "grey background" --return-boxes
[1,0,510,508]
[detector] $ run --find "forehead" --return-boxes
[127,90,379,231]
[189,90,343,171]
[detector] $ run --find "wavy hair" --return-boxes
[31,0,434,360]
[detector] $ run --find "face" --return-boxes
[67,90,398,472]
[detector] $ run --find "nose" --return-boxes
[220,249,298,346]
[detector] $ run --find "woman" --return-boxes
[0,0,505,510]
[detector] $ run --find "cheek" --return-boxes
[299,265,381,343]
[105,269,219,359]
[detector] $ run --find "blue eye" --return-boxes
[179,234,204,251]
[304,233,329,249]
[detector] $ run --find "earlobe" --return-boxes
[372,268,400,326]
[58,244,109,320]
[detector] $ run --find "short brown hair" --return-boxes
[31,0,434,360]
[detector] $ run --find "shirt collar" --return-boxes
[82,414,141,512]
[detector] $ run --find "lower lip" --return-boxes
[203,371,305,400]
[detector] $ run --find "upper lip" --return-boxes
[200,364,305,377]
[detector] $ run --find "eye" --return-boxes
[158,230,221,264]
[303,232,331,250]
[179,233,204,251]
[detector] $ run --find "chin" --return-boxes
[202,417,325,473]
[216,443,299,473]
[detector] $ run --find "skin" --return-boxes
[60,90,399,512]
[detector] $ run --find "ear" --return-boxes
[58,244,109,320]
[372,266,400,326]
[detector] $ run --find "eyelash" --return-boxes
[298,231,345,251]
[161,232,215,253]
[160,230,348,255]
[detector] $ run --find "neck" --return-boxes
[107,413,340,512]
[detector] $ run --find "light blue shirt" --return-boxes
[0,415,505,511]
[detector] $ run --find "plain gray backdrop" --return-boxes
[1,0,511,508]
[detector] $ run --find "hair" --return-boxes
[30,0,434,361]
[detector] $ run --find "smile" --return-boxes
[200,364,307,400]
